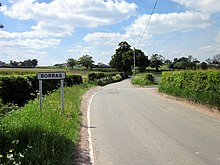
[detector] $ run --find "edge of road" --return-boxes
[87,94,95,165]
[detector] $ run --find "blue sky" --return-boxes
[0,0,220,66]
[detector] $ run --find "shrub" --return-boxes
[88,72,127,86]
[159,70,220,109]
[131,73,157,86]
[0,74,83,107]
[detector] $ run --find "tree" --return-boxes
[200,62,208,70]
[150,54,165,71]
[109,41,149,73]
[10,60,19,67]
[78,55,94,70]
[66,58,77,68]
[212,54,220,65]
[134,49,150,72]
[109,41,132,72]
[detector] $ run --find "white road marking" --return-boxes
[87,94,95,165]
[195,152,200,155]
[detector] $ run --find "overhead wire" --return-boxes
[137,0,159,46]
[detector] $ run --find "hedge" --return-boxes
[88,72,128,86]
[0,74,82,107]
[159,70,220,109]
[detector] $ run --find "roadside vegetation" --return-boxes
[0,40,219,164]
[0,85,89,164]
[0,66,127,164]
[159,70,220,110]
[131,73,157,86]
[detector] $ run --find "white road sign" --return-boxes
[37,72,66,80]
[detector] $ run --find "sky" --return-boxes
[0,0,220,66]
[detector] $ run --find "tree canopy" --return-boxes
[150,54,165,71]
[109,41,150,73]
[78,55,94,69]
[66,58,77,68]
[10,59,38,67]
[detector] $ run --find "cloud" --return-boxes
[84,11,211,45]
[215,30,220,43]
[172,0,220,13]
[2,0,137,38]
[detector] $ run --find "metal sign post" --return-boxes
[37,72,66,113]
[39,80,43,111]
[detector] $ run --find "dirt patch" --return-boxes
[149,87,220,120]
[74,87,101,165]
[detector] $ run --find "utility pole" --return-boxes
[133,47,136,76]
[0,2,3,28]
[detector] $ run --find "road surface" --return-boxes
[90,79,220,165]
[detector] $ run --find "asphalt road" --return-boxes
[90,79,220,165]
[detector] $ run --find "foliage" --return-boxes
[10,59,38,68]
[0,74,83,108]
[131,73,157,86]
[66,58,77,68]
[150,54,165,71]
[172,56,200,70]
[200,62,208,70]
[88,72,128,86]
[0,85,89,164]
[159,70,220,109]
[78,55,94,70]
[109,41,150,73]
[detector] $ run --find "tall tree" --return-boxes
[66,58,77,68]
[213,54,220,65]
[109,41,132,72]
[109,41,149,73]
[134,49,150,72]
[150,54,165,71]
[78,55,94,70]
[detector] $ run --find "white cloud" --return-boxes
[172,0,220,13]
[215,30,220,43]
[126,11,211,35]
[2,0,137,38]
[84,11,211,46]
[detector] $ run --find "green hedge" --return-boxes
[159,70,220,109]
[88,72,128,86]
[0,74,82,107]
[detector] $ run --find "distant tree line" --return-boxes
[66,55,95,70]
[3,59,38,68]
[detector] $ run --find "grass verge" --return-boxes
[131,73,157,86]
[0,84,90,165]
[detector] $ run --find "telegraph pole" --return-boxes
[133,47,136,76]
[0,2,3,28]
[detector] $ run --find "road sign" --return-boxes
[37,72,66,113]
[37,72,66,80]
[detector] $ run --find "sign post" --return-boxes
[37,72,66,112]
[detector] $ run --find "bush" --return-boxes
[131,73,157,86]
[88,72,127,86]
[159,70,220,109]
[0,74,83,107]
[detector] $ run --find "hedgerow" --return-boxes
[0,74,82,107]
[159,70,220,109]
[88,72,127,86]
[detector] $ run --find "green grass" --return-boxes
[0,84,90,165]
[131,73,157,86]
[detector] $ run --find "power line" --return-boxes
[137,0,158,46]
